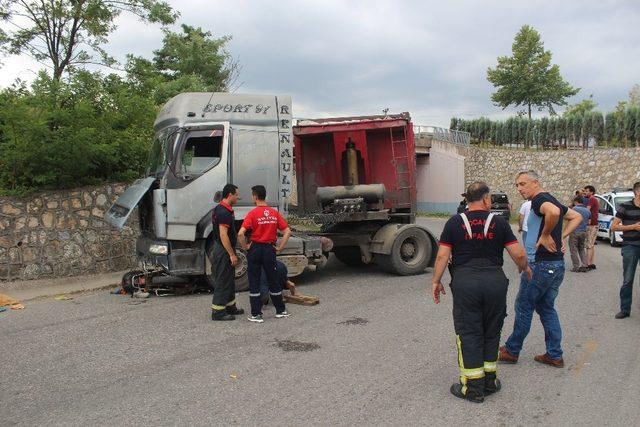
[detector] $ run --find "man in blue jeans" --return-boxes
[611,181,640,319]
[499,170,582,368]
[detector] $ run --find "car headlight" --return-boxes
[149,244,168,255]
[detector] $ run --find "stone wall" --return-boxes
[0,184,139,282]
[465,147,640,209]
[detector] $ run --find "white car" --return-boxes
[595,189,635,247]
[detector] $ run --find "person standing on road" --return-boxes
[518,200,532,243]
[611,181,640,319]
[238,185,292,323]
[210,184,245,321]
[499,171,582,368]
[568,196,591,273]
[432,181,530,403]
[260,260,297,306]
[583,185,600,270]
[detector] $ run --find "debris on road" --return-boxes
[0,293,24,311]
[284,293,319,306]
[0,293,19,306]
[54,295,73,301]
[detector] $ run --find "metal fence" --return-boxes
[413,125,471,146]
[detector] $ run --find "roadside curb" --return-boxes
[0,270,127,302]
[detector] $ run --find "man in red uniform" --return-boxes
[238,185,292,323]
[583,185,600,270]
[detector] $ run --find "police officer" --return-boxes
[210,183,245,321]
[238,185,292,323]
[432,181,530,403]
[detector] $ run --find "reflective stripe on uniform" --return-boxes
[249,293,261,297]
[460,212,495,239]
[269,291,282,296]
[211,304,226,310]
[484,361,497,372]
[225,299,236,306]
[456,335,485,381]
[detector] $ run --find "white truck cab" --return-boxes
[595,189,635,247]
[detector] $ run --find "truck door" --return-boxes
[165,124,230,241]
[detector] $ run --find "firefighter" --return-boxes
[238,185,292,323]
[210,183,245,321]
[431,181,530,403]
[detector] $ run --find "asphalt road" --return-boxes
[1,217,639,426]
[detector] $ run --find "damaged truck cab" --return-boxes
[105,93,324,291]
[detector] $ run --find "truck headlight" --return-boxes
[149,244,168,255]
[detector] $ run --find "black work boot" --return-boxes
[226,304,245,315]
[450,378,484,403]
[211,309,235,321]
[484,372,502,395]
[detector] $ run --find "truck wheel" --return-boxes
[610,229,621,247]
[204,242,250,292]
[333,246,366,267]
[378,227,432,275]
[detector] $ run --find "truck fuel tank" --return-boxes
[316,184,385,207]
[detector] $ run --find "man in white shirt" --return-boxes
[518,200,532,242]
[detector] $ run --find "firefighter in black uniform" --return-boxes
[431,181,530,403]
[210,183,245,321]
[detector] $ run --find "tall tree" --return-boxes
[629,83,640,108]
[0,0,177,82]
[564,95,597,117]
[591,112,604,146]
[605,112,616,144]
[487,25,579,119]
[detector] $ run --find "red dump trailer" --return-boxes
[293,113,437,275]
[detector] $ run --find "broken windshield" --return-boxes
[146,126,179,177]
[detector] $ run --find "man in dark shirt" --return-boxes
[583,185,600,269]
[611,181,640,319]
[432,181,529,403]
[210,183,245,321]
[500,171,582,368]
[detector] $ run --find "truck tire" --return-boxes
[610,229,621,247]
[378,227,432,275]
[333,246,366,267]
[204,242,250,292]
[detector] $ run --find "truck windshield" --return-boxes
[146,126,178,177]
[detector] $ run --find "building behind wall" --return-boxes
[415,129,469,214]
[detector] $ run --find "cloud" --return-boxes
[1,0,638,126]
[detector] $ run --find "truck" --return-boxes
[105,93,438,292]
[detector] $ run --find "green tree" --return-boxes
[564,95,597,117]
[629,84,640,108]
[0,0,177,82]
[604,112,616,144]
[124,25,238,105]
[635,108,640,143]
[540,117,549,147]
[525,120,533,147]
[556,117,567,147]
[591,112,604,146]
[625,107,638,145]
[518,118,528,145]
[487,25,579,119]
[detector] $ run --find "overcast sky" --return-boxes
[2,0,639,127]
